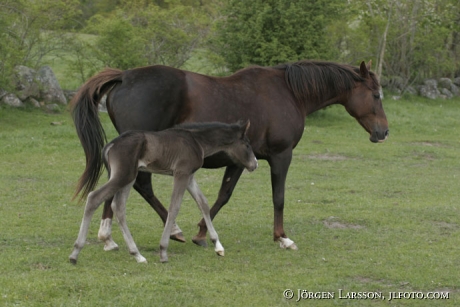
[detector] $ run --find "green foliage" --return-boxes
[1,97,460,306]
[78,1,210,70]
[331,0,460,85]
[0,0,81,90]
[211,0,344,71]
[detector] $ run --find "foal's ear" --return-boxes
[240,119,250,137]
[359,61,370,78]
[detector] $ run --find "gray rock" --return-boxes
[13,65,40,100]
[1,93,24,107]
[453,77,460,87]
[440,88,453,99]
[419,79,440,99]
[450,83,460,96]
[438,78,452,89]
[36,66,67,105]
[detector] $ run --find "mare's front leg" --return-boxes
[112,180,147,263]
[268,150,298,250]
[159,174,190,263]
[193,165,244,247]
[187,177,224,256]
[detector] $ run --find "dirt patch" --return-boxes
[323,217,365,229]
[411,141,445,147]
[306,154,349,161]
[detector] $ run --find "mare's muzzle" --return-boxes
[370,129,389,143]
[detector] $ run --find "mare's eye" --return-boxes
[373,93,380,99]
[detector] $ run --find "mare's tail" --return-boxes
[70,68,123,201]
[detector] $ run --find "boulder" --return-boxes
[13,65,40,100]
[419,79,440,99]
[36,66,67,105]
[440,88,453,99]
[450,83,460,96]
[438,78,452,89]
[1,93,24,107]
[453,77,460,87]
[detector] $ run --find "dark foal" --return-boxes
[69,121,257,264]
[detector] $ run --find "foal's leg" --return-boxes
[268,150,298,250]
[111,180,147,263]
[193,165,244,247]
[98,172,185,249]
[70,183,119,264]
[159,174,190,263]
[187,177,224,256]
[133,172,184,242]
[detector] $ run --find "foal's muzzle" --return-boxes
[246,158,258,172]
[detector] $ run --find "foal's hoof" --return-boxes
[216,250,225,257]
[192,236,208,247]
[69,257,77,265]
[170,232,186,243]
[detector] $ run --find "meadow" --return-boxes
[0,96,459,306]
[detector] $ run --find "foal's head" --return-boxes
[226,121,258,172]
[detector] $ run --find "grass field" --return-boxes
[0,96,459,306]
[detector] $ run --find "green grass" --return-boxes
[0,97,459,306]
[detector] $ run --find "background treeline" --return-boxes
[0,0,459,91]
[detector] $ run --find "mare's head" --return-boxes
[283,60,389,143]
[343,61,389,143]
[227,120,258,172]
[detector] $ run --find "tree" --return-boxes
[330,0,460,90]
[80,1,211,70]
[0,0,81,90]
[210,0,345,71]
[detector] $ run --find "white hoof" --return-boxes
[214,241,225,257]
[171,222,183,236]
[278,237,298,250]
[135,254,147,263]
[103,240,119,251]
[98,218,113,241]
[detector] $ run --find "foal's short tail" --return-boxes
[70,68,123,201]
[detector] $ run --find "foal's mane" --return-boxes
[274,60,380,103]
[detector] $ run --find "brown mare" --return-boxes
[69,121,258,264]
[71,60,389,251]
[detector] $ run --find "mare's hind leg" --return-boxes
[98,197,119,251]
[193,165,243,247]
[112,180,147,263]
[187,177,224,256]
[133,172,184,242]
[159,174,189,263]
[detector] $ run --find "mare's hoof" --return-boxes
[170,232,186,243]
[192,236,208,247]
[278,237,298,250]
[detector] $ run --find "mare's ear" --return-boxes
[359,61,370,78]
[240,119,250,137]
